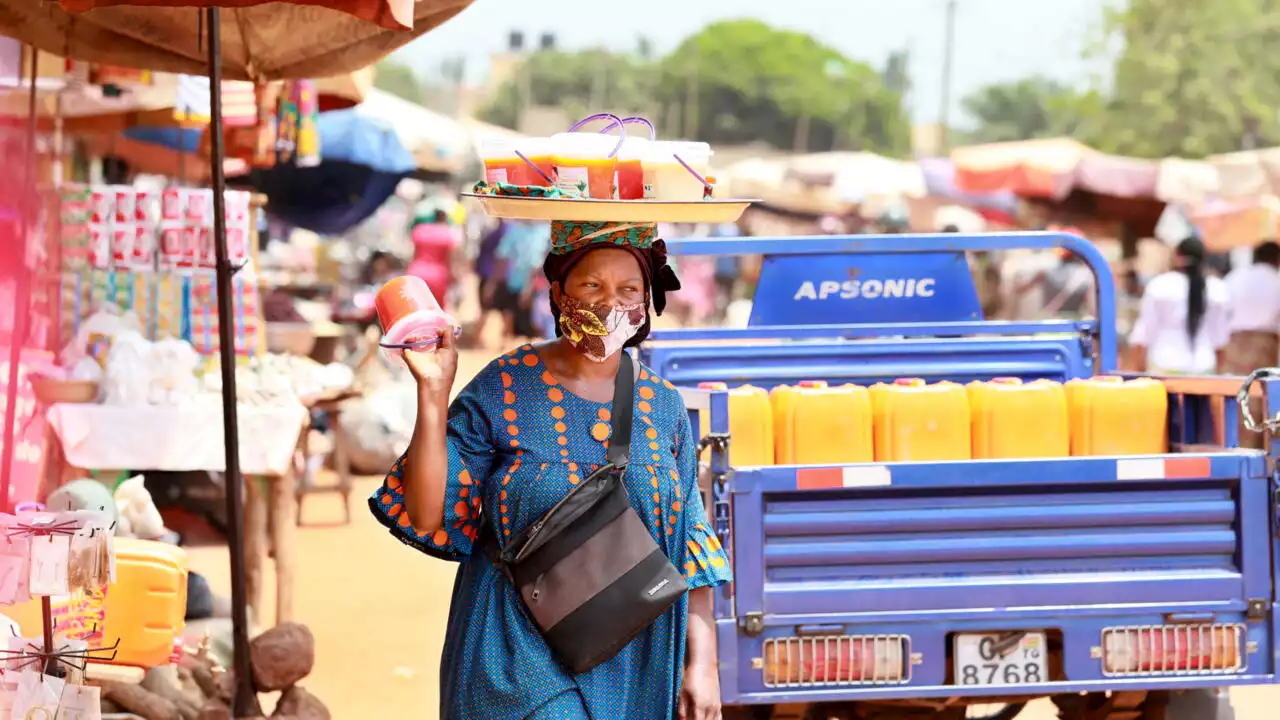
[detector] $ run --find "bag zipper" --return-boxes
[517,463,621,561]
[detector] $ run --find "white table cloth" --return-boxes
[47,402,308,476]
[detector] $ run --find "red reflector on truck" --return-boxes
[796,466,892,490]
[1115,457,1212,480]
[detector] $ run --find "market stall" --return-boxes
[2,1,477,715]
[951,137,1167,242]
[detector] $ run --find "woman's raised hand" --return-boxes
[403,328,459,398]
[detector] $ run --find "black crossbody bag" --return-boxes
[481,352,688,674]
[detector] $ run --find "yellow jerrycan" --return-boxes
[870,378,971,461]
[1065,376,1168,455]
[697,382,774,466]
[967,377,1070,459]
[779,380,875,465]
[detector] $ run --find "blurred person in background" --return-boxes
[1221,239,1280,375]
[408,209,462,310]
[1128,237,1231,374]
[711,222,742,320]
[490,220,550,344]
[1041,247,1095,321]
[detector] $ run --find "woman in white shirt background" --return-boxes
[1221,240,1280,375]
[1128,237,1232,374]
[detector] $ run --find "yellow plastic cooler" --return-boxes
[773,381,874,465]
[1065,376,1168,456]
[697,382,774,466]
[870,378,971,462]
[967,378,1070,459]
[6,538,188,669]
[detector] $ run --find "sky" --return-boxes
[394,0,1113,126]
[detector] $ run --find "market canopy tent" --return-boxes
[0,0,472,80]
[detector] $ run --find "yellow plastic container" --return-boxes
[774,381,874,465]
[967,377,1070,459]
[770,384,799,464]
[870,378,971,462]
[698,382,774,466]
[1065,376,1168,456]
[6,538,188,669]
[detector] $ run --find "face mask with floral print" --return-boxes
[557,294,646,362]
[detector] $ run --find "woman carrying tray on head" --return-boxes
[370,220,732,720]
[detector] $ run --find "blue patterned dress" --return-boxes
[370,345,733,720]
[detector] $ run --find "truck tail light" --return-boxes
[762,634,910,687]
[1101,624,1245,676]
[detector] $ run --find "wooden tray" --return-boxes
[463,194,755,224]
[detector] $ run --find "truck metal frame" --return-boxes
[641,232,1279,719]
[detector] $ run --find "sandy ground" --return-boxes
[183,349,1278,718]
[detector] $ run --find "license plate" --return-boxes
[954,632,1047,686]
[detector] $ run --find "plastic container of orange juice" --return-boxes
[786,381,874,465]
[375,276,459,366]
[5,538,187,669]
[870,378,971,462]
[698,382,774,466]
[552,131,624,199]
[967,377,1069,459]
[1065,376,1168,455]
[512,137,556,186]
[480,138,522,186]
[605,116,655,200]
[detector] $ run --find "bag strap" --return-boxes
[607,351,637,470]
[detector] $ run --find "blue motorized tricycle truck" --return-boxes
[641,232,1278,720]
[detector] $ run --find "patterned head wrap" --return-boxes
[470,182,683,345]
[544,220,681,348]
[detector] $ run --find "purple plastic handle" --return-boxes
[673,153,713,190]
[15,502,43,513]
[379,327,463,350]
[513,149,554,185]
[599,116,656,141]
[567,113,627,158]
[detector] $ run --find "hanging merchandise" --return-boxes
[276,79,322,168]
[53,183,257,353]
[186,273,261,357]
[0,511,118,719]
[11,669,63,719]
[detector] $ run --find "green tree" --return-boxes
[479,49,658,131]
[961,76,1105,144]
[656,19,910,154]
[1089,0,1280,157]
[374,60,423,104]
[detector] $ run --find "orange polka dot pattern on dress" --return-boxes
[368,345,731,719]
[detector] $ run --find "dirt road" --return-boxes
[183,350,1277,718]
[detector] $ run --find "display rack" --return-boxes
[0,510,118,716]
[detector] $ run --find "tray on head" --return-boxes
[463,193,754,224]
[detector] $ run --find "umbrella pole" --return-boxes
[204,8,257,716]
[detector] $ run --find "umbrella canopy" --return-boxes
[1208,147,1280,200]
[0,0,473,80]
[917,156,1018,224]
[719,152,924,216]
[952,137,1160,201]
[242,107,417,234]
[354,88,469,174]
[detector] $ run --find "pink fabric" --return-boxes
[408,223,461,307]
